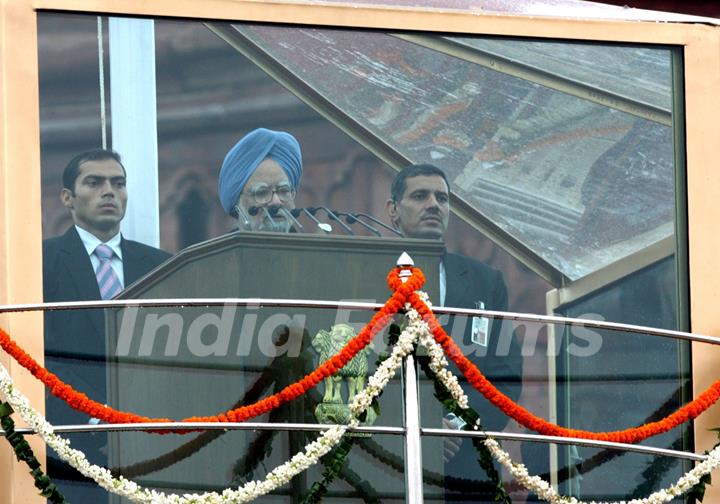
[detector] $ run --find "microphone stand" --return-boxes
[353,212,403,237]
[297,208,332,233]
[234,205,253,231]
[314,207,354,235]
[336,211,382,237]
[278,207,304,232]
[248,206,290,233]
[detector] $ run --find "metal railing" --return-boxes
[1,298,715,503]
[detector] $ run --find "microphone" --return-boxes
[260,207,277,232]
[249,206,274,225]
[313,206,354,235]
[248,206,292,233]
[352,212,403,237]
[278,207,304,232]
[233,205,252,231]
[298,207,332,233]
[248,206,282,218]
[338,211,382,237]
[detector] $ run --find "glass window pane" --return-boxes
[554,257,689,501]
[231,24,675,280]
[37,11,686,504]
[48,430,407,502]
[450,37,673,111]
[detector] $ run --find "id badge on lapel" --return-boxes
[471,300,489,347]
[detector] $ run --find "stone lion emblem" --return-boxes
[312,323,376,429]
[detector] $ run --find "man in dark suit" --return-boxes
[43,148,170,501]
[387,164,523,501]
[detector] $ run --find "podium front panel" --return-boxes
[105,232,444,499]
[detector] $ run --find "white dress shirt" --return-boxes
[75,225,125,288]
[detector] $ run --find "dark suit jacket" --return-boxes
[42,226,169,504]
[443,251,523,430]
[43,226,170,403]
[441,252,524,498]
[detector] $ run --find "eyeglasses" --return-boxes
[243,183,296,205]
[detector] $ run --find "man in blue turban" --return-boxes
[218,128,303,232]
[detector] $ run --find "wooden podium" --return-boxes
[105,231,444,501]
[120,231,442,300]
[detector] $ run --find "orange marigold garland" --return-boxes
[0,267,424,430]
[2,264,719,444]
[407,290,720,444]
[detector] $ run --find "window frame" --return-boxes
[2,1,720,502]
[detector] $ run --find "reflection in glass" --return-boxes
[232,24,675,280]
[556,257,689,501]
[451,37,672,111]
[37,11,686,503]
[101,431,406,502]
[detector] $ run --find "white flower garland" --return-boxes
[349,303,427,415]
[410,294,469,410]
[407,292,720,504]
[484,437,720,504]
[2,290,719,504]
[0,305,424,503]
[0,361,346,503]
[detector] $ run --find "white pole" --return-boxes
[404,353,425,503]
[397,253,425,503]
[109,18,160,248]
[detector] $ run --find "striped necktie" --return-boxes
[94,244,122,300]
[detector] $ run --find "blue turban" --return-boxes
[218,128,303,214]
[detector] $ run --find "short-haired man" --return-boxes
[387,163,450,241]
[43,148,170,501]
[44,148,171,341]
[388,164,523,499]
[218,128,302,232]
[387,164,513,330]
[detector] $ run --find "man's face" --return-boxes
[387,175,450,239]
[61,158,127,241]
[236,158,296,232]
